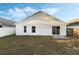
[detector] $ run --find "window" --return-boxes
[57,26,60,34]
[32,26,36,33]
[52,26,55,34]
[0,25,2,28]
[24,26,26,33]
[52,26,60,34]
[67,28,73,36]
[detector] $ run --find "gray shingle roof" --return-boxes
[0,17,16,26]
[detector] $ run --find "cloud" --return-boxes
[23,7,38,13]
[42,8,58,15]
[77,8,79,10]
[0,7,59,21]
[7,8,27,20]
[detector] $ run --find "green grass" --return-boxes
[0,35,79,55]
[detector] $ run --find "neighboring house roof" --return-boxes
[16,11,65,25]
[67,18,79,28]
[0,17,16,26]
[67,18,79,26]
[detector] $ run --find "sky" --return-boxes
[0,3,79,22]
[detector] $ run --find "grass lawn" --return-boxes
[0,35,79,55]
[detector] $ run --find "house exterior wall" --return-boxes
[16,23,52,36]
[16,23,66,36]
[0,28,15,37]
[60,26,66,36]
[67,26,79,28]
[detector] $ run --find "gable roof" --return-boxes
[66,18,79,26]
[0,17,16,26]
[16,11,65,25]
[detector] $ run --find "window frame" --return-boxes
[52,26,60,35]
[0,25,2,28]
[24,26,27,33]
[32,26,36,33]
